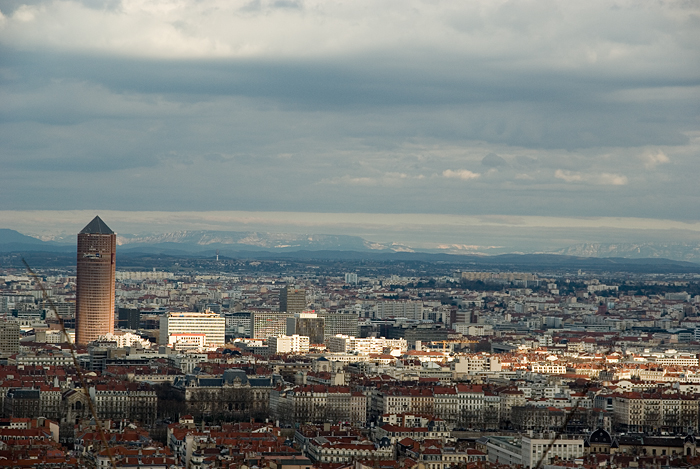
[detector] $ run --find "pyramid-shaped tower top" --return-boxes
[79,216,114,235]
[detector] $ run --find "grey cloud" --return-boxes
[0,0,121,14]
[0,0,43,14]
[2,51,695,151]
[239,0,261,12]
[481,153,507,168]
[238,0,302,12]
[272,0,302,9]
[515,155,539,166]
[0,0,699,226]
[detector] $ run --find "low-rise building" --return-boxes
[269,335,310,354]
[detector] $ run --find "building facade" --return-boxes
[251,311,293,339]
[269,335,310,354]
[117,307,140,330]
[225,311,251,337]
[376,301,423,320]
[318,311,359,339]
[612,392,699,433]
[521,435,585,468]
[76,216,116,345]
[159,311,225,348]
[286,312,325,345]
[0,320,20,355]
[326,335,407,354]
[280,286,306,313]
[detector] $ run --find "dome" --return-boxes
[589,428,612,444]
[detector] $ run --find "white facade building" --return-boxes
[159,311,225,348]
[98,331,151,349]
[521,435,585,468]
[168,333,207,351]
[326,334,407,354]
[485,435,584,469]
[116,271,175,280]
[375,301,423,320]
[268,334,310,354]
[530,363,567,374]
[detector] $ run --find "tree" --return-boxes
[155,383,186,422]
[483,405,500,431]
[277,399,295,426]
[457,408,483,430]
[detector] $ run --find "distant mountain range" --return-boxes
[0,229,45,245]
[553,243,700,264]
[114,230,413,253]
[0,228,69,252]
[0,228,415,255]
[1,228,699,270]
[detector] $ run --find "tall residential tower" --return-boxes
[76,216,116,345]
[279,286,306,313]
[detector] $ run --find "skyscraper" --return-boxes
[75,216,116,345]
[117,307,141,330]
[0,320,20,355]
[318,311,359,339]
[251,311,293,339]
[279,286,306,313]
[286,312,325,345]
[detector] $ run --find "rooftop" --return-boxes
[79,216,114,235]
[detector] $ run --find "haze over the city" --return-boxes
[1,0,698,252]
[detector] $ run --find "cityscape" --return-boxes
[0,217,699,468]
[2,0,698,468]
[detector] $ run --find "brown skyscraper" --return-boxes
[279,286,306,313]
[75,216,116,345]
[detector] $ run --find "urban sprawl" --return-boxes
[1,220,700,468]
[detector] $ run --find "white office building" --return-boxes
[521,435,584,468]
[159,311,225,348]
[97,331,151,349]
[326,334,407,355]
[168,333,207,351]
[269,335,310,354]
[485,434,584,469]
[375,301,423,320]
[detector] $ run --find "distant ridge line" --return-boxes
[0,228,699,271]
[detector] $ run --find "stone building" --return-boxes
[174,369,277,421]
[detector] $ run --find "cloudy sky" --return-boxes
[1,0,698,250]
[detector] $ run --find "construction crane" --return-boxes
[430,339,479,352]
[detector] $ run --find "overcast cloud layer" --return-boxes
[0,0,698,247]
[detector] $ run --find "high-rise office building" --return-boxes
[0,320,20,355]
[118,307,141,330]
[318,311,359,339]
[159,311,226,348]
[251,311,293,339]
[375,300,423,320]
[286,312,325,345]
[76,216,116,345]
[224,311,252,338]
[344,272,358,285]
[279,286,306,313]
